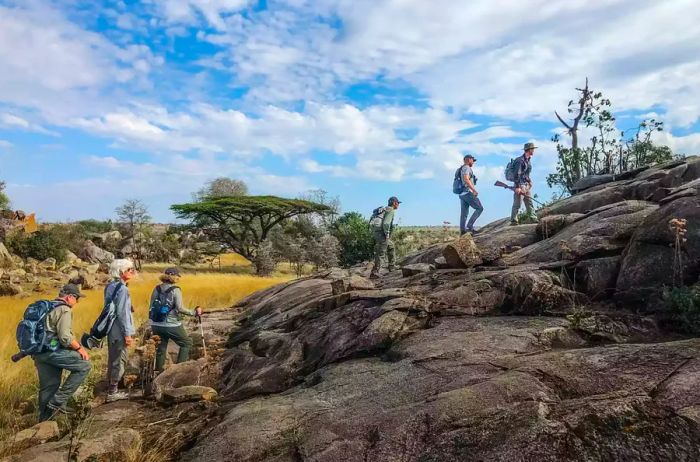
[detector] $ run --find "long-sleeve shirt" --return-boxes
[105,280,135,337]
[381,207,396,236]
[45,300,74,348]
[149,283,196,327]
[513,155,532,187]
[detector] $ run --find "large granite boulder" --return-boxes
[79,240,115,265]
[442,234,482,268]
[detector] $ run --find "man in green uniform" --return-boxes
[369,196,401,279]
[33,284,91,421]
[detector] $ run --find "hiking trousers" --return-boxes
[152,324,192,372]
[510,184,534,223]
[33,349,91,421]
[459,193,484,233]
[107,323,128,393]
[371,230,395,275]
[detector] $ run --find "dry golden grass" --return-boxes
[0,267,291,439]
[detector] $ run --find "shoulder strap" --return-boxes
[163,285,179,296]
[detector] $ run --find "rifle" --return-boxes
[494,181,546,207]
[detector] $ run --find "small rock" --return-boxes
[38,258,56,271]
[442,234,482,268]
[160,385,218,404]
[85,263,100,275]
[12,421,59,445]
[434,256,449,269]
[0,282,22,296]
[401,263,434,277]
[331,275,375,295]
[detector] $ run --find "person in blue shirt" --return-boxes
[104,259,136,403]
[458,154,483,235]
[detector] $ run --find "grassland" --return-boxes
[0,256,292,440]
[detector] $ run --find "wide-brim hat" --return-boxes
[523,142,538,151]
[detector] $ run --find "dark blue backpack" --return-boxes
[16,300,61,355]
[149,285,178,323]
[453,167,464,194]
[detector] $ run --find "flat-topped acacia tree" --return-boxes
[171,195,331,270]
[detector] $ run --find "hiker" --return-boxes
[369,196,400,279]
[104,259,137,402]
[510,142,536,225]
[149,267,202,372]
[455,154,483,234]
[28,284,91,421]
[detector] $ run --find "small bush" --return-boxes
[6,229,67,263]
[330,212,375,267]
[662,285,700,334]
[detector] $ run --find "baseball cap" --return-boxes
[60,283,85,299]
[388,196,402,205]
[164,267,182,277]
[464,154,477,161]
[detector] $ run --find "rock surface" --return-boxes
[180,158,700,462]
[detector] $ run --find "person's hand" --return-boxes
[195,306,203,316]
[125,336,134,347]
[472,189,479,197]
[515,187,522,195]
[77,347,90,361]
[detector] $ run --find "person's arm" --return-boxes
[381,208,395,237]
[462,171,478,195]
[172,288,196,317]
[114,286,136,338]
[54,308,75,348]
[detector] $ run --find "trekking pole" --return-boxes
[196,312,207,359]
[494,181,546,207]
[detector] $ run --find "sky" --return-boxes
[1,0,700,226]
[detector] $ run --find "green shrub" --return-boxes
[662,285,700,334]
[330,212,375,267]
[6,229,68,264]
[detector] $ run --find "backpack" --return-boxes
[453,167,464,194]
[16,300,61,356]
[149,285,179,323]
[86,282,125,343]
[369,206,387,230]
[505,158,519,182]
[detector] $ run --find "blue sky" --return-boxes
[1,0,700,226]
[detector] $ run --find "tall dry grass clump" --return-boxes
[0,269,290,439]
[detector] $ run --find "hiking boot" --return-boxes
[369,272,380,280]
[509,221,518,226]
[466,228,480,235]
[105,391,129,403]
[46,402,69,418]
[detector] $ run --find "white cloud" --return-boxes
[0,139,13,149]
[152,0,251,30]
[0,112,57,135]
[0,1,160,121]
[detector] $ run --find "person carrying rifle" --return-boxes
[509,142,537,225]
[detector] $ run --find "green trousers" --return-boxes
[33,349,91,421]
[152,324,192,372]
[371,230,395,275]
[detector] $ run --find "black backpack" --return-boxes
[149,285,179,323]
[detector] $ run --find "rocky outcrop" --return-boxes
[178,157,700,462]
[79,239,115,264]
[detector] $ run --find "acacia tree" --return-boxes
[549,79,674,194]
[171,195,331,273]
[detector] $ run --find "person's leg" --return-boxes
[459,195,469,234]
[370,231,387,277]
[168,325,193,364]
[33,354,62,421]
[510,190,522,224]
[466,195,484,231]
[46,349,91,408]
[386,238,396,271]
[523,185,534,216]
[153,326,171,372]
[107,327,126,393]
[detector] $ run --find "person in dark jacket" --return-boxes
[149,268,202,372]
[510,142,536,225]
[104,259,137,403]
[32,284,91,421]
